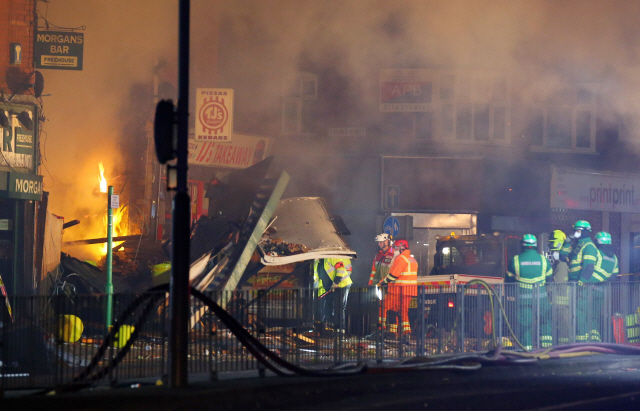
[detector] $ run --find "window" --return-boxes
[282,72,318,135]
[529,85,597,152]
[433,71,511,144]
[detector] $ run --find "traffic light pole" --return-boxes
[169,0,191,388]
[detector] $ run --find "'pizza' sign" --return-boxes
[195,88,234,142]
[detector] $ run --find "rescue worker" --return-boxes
[369,233,395,286]
[506,234,552,350]
[565,220,598,342]
[313,258,353,332]
[378,239,418,342]
[583,232,619,342]
[593,232,619,283]
[548,230,570,344]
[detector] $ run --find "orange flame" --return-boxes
[98,162,107,193]
[101,206,127,255]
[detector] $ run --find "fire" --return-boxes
[98,162,107,193]
[101,206,127,255]
[96,162,128,256]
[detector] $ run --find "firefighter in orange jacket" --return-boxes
[378,238,418,338]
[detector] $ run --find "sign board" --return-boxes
[195,88,234,142]
[0,172,43,201]
[35,31,84,70]
[188,133,270,169]
[551,168,640,213]
[109,194,120,209]
[0,220,11,231]
[380,69,434,112]
[385,185,400,209]
[383,216,400,238]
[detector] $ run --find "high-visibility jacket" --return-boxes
[559,239,574,262]
[369,247,395,286]
[591,246,619,283]
[568,238,598,282]
[314,258,353,296]
[381,250,417,295]
[506,248,552,286]
[551,260,570,305]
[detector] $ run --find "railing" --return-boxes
[2,282,640,391]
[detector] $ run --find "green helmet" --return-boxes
[573,220,592,231]
[548,230,566,251]
[522,234,537,247]
[595,231,612,245]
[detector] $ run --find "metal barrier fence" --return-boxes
[2,282,640,391]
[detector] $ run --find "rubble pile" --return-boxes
[100,239,168,292]
[259,238,309,257]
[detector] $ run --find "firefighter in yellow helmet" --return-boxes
[548,229,570,344]
[314,258,353,332]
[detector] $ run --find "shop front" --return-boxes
[0,171,42,295]
[550,167,640,279]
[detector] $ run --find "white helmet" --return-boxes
[375,233,390,242]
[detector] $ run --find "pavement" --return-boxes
[3,353,640,410]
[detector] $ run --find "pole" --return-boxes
[105,185,114,332]
[169,0,191,388]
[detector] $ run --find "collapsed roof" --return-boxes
[258,197,357,265]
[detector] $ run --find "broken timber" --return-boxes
[62,235,142,246]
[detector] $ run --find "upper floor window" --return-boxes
[282,72,317,135]
[401,70,511,144]
[438,73,510,144]
[529,85,597,153]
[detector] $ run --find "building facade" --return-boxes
[0,0,45,294]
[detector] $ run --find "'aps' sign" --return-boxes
[35,31,84,70]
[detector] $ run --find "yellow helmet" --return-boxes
[548,230,566,251]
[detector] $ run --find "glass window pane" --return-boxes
[474,104,490,141]
[456,104,472,140]
[416,112,433,140]
[547,108,572,149]
[576,110,591,148]
[494,107,506,140]
[526,108,544,146]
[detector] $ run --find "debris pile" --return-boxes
[259,238,309,257]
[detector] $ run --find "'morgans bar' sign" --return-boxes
[188,133,270,169]
[35,31,84,70]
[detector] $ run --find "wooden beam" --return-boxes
[62,235,142,246]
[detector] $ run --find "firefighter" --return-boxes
[313,258,353,332]
[566,220,598,342]
[583,232,619,342]
[506,234,552,350]
[378,238,418,341]
[548,230,570,344]
[369,232,395,286]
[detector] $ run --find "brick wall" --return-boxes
[0,0,35,94]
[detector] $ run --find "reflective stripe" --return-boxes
[509,255,549,284]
